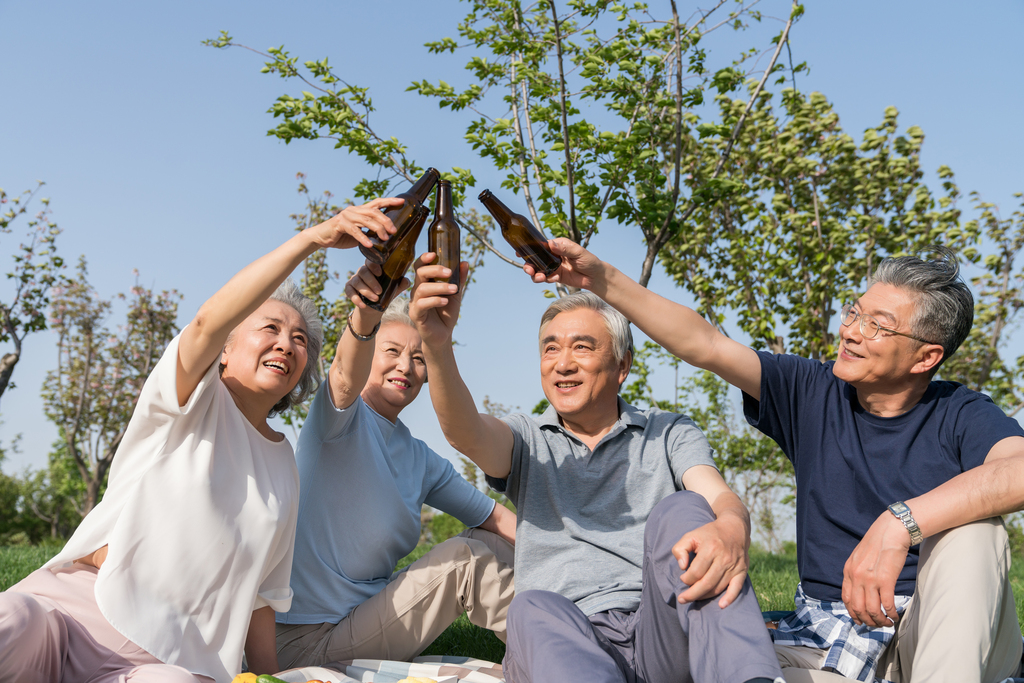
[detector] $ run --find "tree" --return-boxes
[0,182,66,404]
[205,0,805,287]
[41,258,181,515]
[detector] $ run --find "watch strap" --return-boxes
[888,501,923,546]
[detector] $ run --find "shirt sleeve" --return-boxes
[666,414,718,489]
[742,351,827,464]
[488,413,530,505]
[424,452,496,528]
[952,388,1024,471]
[304,381,364,443]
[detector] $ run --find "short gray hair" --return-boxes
[221,279,324,417]
[381,296,414,328]
[539,292,634,369]
[868,246,973,369]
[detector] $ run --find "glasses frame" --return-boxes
[840,304,939,346]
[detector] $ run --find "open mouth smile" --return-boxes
[388,377,412,390]
[263,360,290,374]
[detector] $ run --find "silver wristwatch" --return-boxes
[887,501,923,546]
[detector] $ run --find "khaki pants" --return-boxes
[777,518,1022,683]
[276,528,515,668]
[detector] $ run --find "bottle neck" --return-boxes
[435,181,454,220]
[479,190,513,224]
[406,168,440,204]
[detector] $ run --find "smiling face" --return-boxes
[220,299,310,411]
[360,321,427,422]
[833,282,934,389]
[539,308,630,426]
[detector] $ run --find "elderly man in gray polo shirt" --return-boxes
[408,257,782,683]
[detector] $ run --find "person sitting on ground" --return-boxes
[0,197,402,683]
[525,238,1024,683]
[406,255,784,683]
[274,263,515,669]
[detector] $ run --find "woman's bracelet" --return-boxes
[346,313,380,342]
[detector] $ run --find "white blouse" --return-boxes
[46,332,299,682]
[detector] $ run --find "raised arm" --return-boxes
[321,261,401,410]
[408,254,515,479]
[176,198,403,406]
[527,238,763,400]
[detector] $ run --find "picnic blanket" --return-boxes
[275,656,505,683]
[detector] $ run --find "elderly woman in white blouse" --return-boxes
[0,197,403,683]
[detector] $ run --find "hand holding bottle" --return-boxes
[408,252,468,348]
[306,198,404,251]
[523,237,607,291]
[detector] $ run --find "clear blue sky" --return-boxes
[2,0,1023,476]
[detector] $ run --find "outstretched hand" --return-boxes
[408,252,468,347]
[522,238,606,291]
[673,516,750,608]
[308,197,405,251]
[842,511,909,627]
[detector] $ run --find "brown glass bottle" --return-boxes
[427,180,461,292]
[359,167,440,265]
[359,203,430,312]
[478,190,562,277]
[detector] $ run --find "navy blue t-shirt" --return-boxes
[743,351,1024,602]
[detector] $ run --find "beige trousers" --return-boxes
[777,518,1022,683]
[276,528,515,668]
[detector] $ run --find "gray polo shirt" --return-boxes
[487,397,716,616]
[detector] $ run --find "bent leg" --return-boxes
[279,531,514,665]
[880,518,1021,683]
[634,491,782,683]
[0,590,67,683]
[503,590,626,683]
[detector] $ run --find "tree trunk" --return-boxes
[0,350,18,402]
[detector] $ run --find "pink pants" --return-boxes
[0,564,210,683]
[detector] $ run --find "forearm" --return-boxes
[244,606,279,675]
[183,230,321,370]
[329,305,383,409]
[906,454,1024,539]
[424,341,513,478]
[478,500,517,546]
[585,262,761,397]
[707,490,752,551]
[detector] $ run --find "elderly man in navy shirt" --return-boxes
[521,239,1024,683]
[409,256,783,683]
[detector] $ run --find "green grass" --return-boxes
[4,544,1024,665]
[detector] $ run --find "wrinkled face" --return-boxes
[833,283,926,388]
[220,299,309,403]
[361,322,427,421]
[539,308,629,421]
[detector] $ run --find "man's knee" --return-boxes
[920,517,1010,581]
[646,491,715,545]
[507,590,581,634]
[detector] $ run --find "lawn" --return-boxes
[3,544,1023,664]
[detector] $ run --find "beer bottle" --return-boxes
[359,167,440,265]
[360,203,430,312]
[478,190,562,277]
[427,180,461,292]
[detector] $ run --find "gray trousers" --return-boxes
[502,491,782,683]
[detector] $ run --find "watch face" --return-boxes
[890,502,909,515]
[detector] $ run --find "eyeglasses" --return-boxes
[840,304,939,346]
